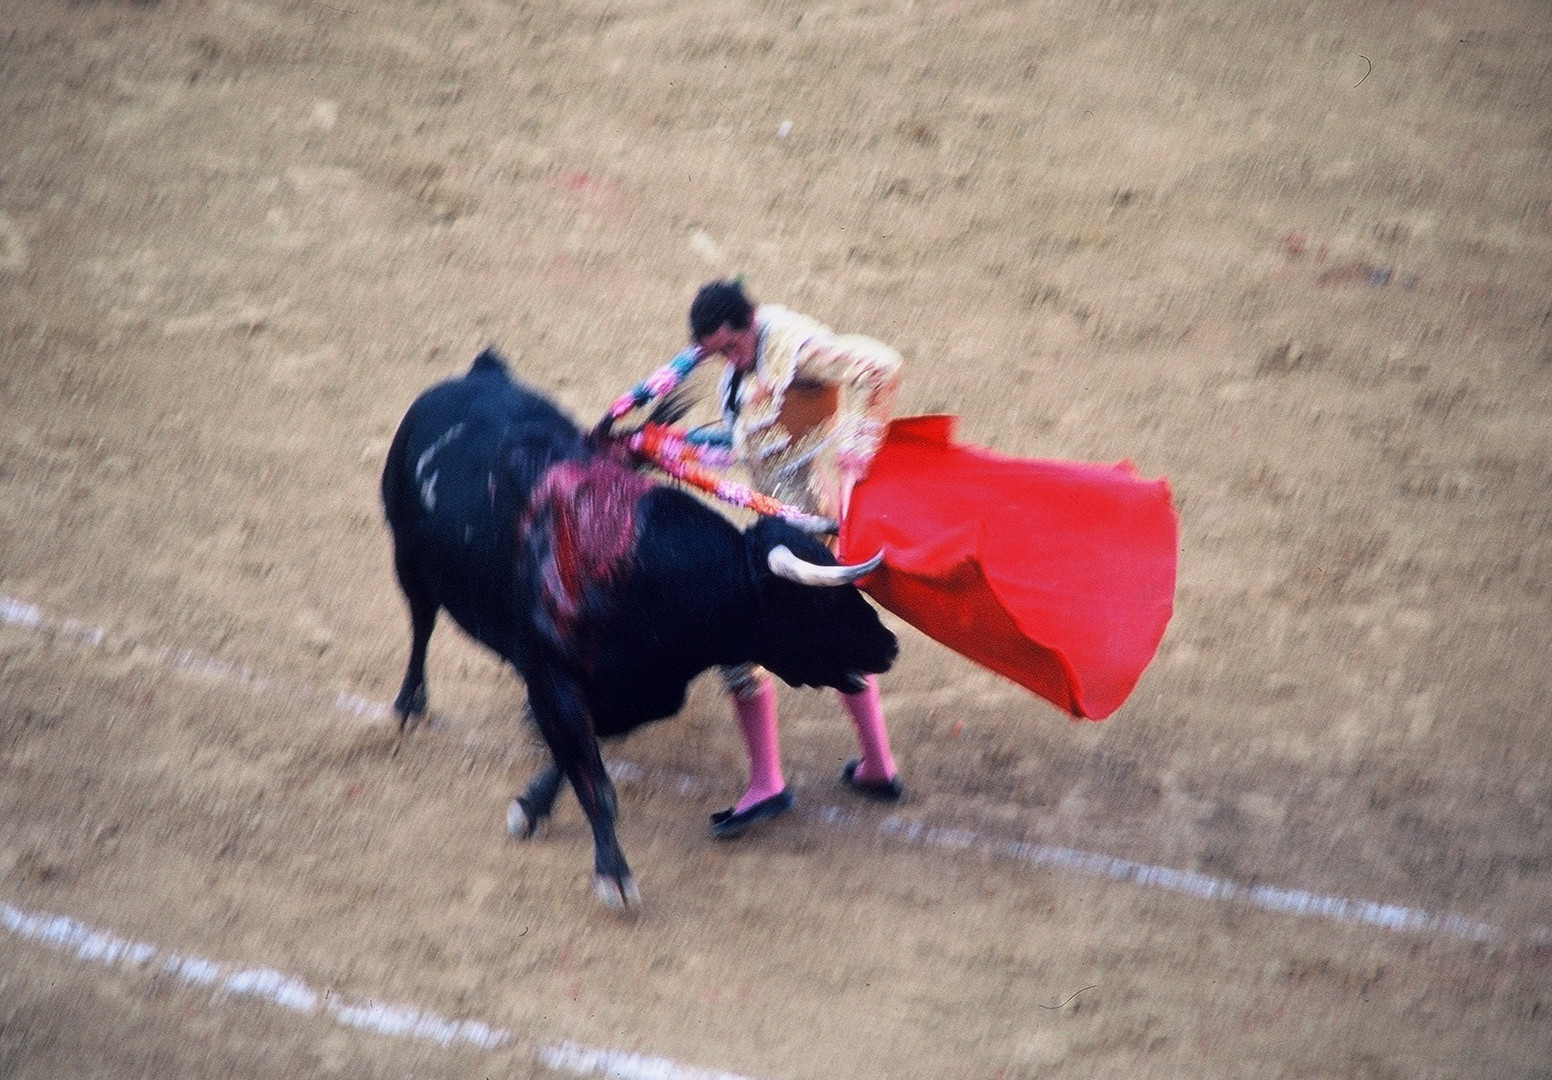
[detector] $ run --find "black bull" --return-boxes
[381,350,897,906]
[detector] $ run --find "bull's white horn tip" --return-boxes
[768,544,885,587]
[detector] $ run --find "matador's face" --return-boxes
[698,323,759,373]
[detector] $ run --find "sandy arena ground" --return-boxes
[2,1,1550,1077]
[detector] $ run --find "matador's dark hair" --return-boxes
[689,279,756,341]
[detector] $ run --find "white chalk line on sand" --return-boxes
[1,900,507,1049]
[1,592,1531,948]
[869,817,1509,942]
[0,594,391,725]
[0,900,763,1080]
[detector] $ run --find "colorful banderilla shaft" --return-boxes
[624,424,838,535]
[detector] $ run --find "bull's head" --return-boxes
[744,518,898,692]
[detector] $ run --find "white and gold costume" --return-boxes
[716,305,901,518]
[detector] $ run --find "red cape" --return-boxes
[838,416,1177,719]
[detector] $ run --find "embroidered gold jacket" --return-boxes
[715,305,902,517]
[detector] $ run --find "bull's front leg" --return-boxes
[521,663,639,909]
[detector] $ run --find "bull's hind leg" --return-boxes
[522,663,639,909]
[391,546,438,732]
[507,747,566,839]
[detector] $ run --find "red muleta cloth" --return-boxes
[838,415,1178,720]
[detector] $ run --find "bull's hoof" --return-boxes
[506,797,541,839]
[593,873,642,909]
[393,685,428,730]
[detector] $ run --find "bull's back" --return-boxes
[383,350,584,654]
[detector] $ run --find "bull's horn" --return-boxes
[767,545,884,587]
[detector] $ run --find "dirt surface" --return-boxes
[3,1,1551,1077]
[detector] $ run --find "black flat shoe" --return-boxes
[841,758,904,802]
[710,789,795,839]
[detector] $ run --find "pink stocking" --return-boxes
[731,678,786,813]
[841,675,897,782]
